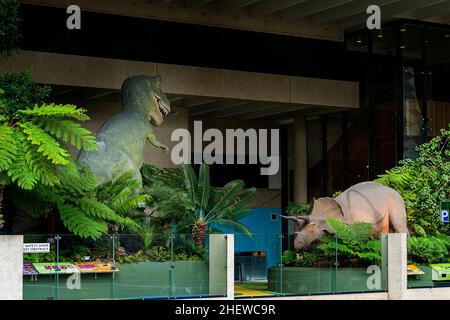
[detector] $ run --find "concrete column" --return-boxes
[208,234,234,299]
[226,234,235,300]
[0,235,23,300]
[387,233,407,300]
[293,115,308,203]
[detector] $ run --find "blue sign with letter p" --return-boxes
[442,210,449,222]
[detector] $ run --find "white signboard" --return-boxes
[23,243,50,253]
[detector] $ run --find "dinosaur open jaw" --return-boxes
[157,99,170,116]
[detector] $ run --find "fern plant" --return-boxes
[0,72,97,228]
[8,168,143,239]
[317,218,381,265]
[408,235,450,264]
[0,89,97,189]
[375,126,450,235]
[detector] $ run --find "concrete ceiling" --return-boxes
[50,86,343,123]
[184,0,450,29]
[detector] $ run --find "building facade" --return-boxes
[1,0,449,231]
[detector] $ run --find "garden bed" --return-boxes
[268,266,383,294]
[23,260,210,300]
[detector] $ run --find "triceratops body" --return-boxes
[283,181,409,251]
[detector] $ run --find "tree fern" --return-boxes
[17,103,90,121]
[58,204,108,239]
[317,218,381,264]
[36,118,97,151]
[0,124,16,171]
[7,139,38,189]
[19,121,70,165]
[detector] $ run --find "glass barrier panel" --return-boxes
[407,235,441,289]
[335,234,388,294]
[112,234,171,299]
[23,234,58,300]
[277,233,335,296]
[234,233,281,298]
[171,234,215,298]
[53,234,114,300]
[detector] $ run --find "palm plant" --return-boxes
[144,163,256,248]
[0,72,97,228]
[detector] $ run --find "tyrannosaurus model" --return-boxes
[78,75,171,186]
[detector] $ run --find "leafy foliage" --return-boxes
[286,203,311,215]
[0,71,51,117]
[0,73,97,190]
[317,218,381,265]
[0,71,95,227]
[281,250,317,267]
[142,163,256,247]
[375,126,450,235]
[116,246,202,264]
[408,235,450,264]
[0,0,21,57]
[10,169,143,239]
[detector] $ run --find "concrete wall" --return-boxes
[0,51,359,109]
[0,235,23,300]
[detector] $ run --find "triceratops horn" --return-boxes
[281,215,309,222]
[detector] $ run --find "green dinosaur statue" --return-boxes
[78,75,171,186]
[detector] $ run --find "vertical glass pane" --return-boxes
[276,233,334,296]
[400,23,425,158]
[335,234,387,293]
[235,233,279,298]
[372,26,397,174]
[172,234,212,298]
[426,26,450,138]
[53,234,114,300]
[23,234,58,300]
[112,234,170,299]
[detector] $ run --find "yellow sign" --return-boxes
[74,261,118,273]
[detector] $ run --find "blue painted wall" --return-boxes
[217,208,282,268]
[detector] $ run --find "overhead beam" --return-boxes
[439,12,450,23]
[251,0,306,16]
[412,1,450,19]
[218,0,260,12]
[240,105,307,120]
[312,0,399,24]
[189,100,249,116]
[51,88,75,97]
[85,91,112,100]
[379,0,446,18]
[282,0,354,20]
[184,97,217,108]
[213,102,278,118]
[340,0,445,29]
[185,0,214,8]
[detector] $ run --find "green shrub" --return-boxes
[376,126,450,235]
[317,218,381,265]
[0,71,51,117]
[286,203,310,215]
[0,0,21,57]
[281,250,317,267]
[116,246,203,264]
[408,235,450,264]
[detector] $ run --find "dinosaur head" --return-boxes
[121,75,170,126]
